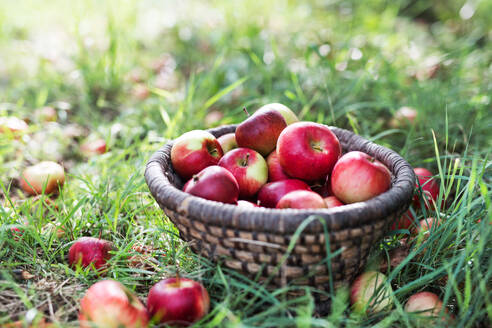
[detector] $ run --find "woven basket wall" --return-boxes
[145,124,415,297]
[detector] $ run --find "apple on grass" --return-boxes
[20,161,65,196]
[35,106,57,122]
[390,210,416,231]
[218,148,267,198]
[217,133,237,154]
[331,151,391,204]
[235,108,287,156]
[147,277,210,326]
[266,150,290,182]
[69,237,113,271]
[277,122,341,181]
[257,179,311,208]
[0,116,29,135]
[183,165,239,204]
[276,190,326,209]
[171,130,224,180]
[413,168,440,209]
[255,103,298,125]
[404,291,444,317]
[323,196,344,208]
[79,280,148,328]
[389,106,417,128]
[81,138,107,156]
[350,271,393,314]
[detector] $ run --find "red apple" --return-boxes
[79,280,148,328]
[147,277,210,326]
[389,106,417,128]
[81,139,107,156]
[323,196,344,208]
[235,109,287,156]
[0,116,28,135]
[404,291,444,317]
[217,133,237,154]
[390,210,416,231]
[68,237,113,271]
[219,148,267,198]
[257,179,311,208]
[413,217,441,235]
[183,165,239,204]
[277,122,341,181]
[350,271,393,313]
[276,190,326,209]
[237,200,259,208]
[35,106,57,122]
[255,103,298,125]
[20,161,65,195]
[171,130,224,179]
[332,151,391,204]
[266,150,290,182]
[413,168,440,209]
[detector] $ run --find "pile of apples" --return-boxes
[172,103,392,209]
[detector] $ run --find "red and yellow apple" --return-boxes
[0,116,28,135]
[81,139,107,156]
[183,165,239,204]
[217,133,237,154]
[20,161,65,195]
[276,190,326,209]
[255,103,298,125]
[332,151,391,204]
[323,196,344,208]
[68,237,113,271]
[277,122,341,181]
[404,291,444,317]
[257,179,311,208]
[350,271,393,313]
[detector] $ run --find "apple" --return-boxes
[277,122,341,181]
[132,83,150,100]
[68,237,113,271]
[257,179,311,208]
[413,168,440,209]
[266,150,290,182]
[350,271,393,313]
[0,116,28,135]
[217,133,237,154]
[255,103,298,125]
[218,148,267,198]
[81,139,107,156]
[183,165,239,204]
[235,108,287,156]
[147,277,210,326]
[79,280,148,328]
[323,196,344,208]
[389,106,417,128]
[20,161,65,196]
[171,130,224,179]
[237,200,259,208]
[413,217,441,237]
[332,151,391,204]
[311,176,333,197]
[35,106,57,122]
[404,291,444,317]
[276,190,326,209]
[390,210,416,231]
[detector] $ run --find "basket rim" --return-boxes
[145,124,415,234]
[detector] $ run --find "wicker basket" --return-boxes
[145,124,415,301]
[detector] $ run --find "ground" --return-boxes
[0,0,491,327]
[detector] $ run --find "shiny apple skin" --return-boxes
[81,139,107,156]
[183,165,239,204]
[350,271,393,314]
[255,103,298,125]
[218,148,267,198]
[79,280,149,328]
[257,179,311,208]
[413,168,440,209]
[68,237,113,270]
[20,161,65,195]
[147,277,210,326]
[276,190,326,209]
[404,291,443,317]
[266,150,290,182]
[323,196,344,208]
[217,133,237,154]
[171,130,224,180]
[331,151,391,204]
[235,109,287,156]
[237,200,259,208]
[277,122,341,181]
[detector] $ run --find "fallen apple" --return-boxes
[276,190,326,209]
[350,271,393,313]
[147,277,210,326]
[20,161,65,196]
[257,179,311,208]
[413,168,440,209]
[35,106,57,122]
[390,210,416,231]
[389,106,417,128]
[81,139,107,156]
[0,116,29,135]
[79,280,148,328]
[404,291,444,317]
[68,237,113,271]
[217,133,237,154]
[332,151,391,204]
[183,165,239,204]
[171,130,223,179]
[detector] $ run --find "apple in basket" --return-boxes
[323,196,344,208]
[217,133,237,154]
[276,190,327,209]
[257,179,311,208]
[235,108,287,156]
[266,150,290,182]
[20,161,65,196]
[69,237,113,271]
[277,122,341,181]
[79,280,148,328]
[183,165,239,204]
[171,130,224,179]
[255,103,299,125]
[332,151,391,204]
[147,277,210,326]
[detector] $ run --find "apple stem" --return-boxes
[368,156,375,163]
[245,153,250,165]
[243,107,250,117]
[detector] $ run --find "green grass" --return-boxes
[0,0,491,327]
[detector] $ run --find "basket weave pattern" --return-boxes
[145,125,415,292]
